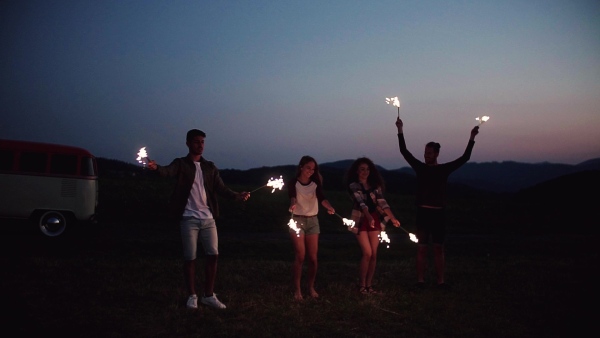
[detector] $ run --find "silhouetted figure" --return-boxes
[395,117,479,289]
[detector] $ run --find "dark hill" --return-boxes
[96,157,600,196]
[510,170,600,234]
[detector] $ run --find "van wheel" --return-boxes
[38,211,68,237]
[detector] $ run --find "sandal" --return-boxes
[358,286,368,294]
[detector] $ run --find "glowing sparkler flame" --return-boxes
[342,218,355,228]
[266,176,285,193]
[476,116,490,125]
[288,217,300,237]
[251,175,285,193]
[385,96,400,108]
[379,230,391,248]
[334,213,356,229]
[136,147,149,166]
[395,225,418,243]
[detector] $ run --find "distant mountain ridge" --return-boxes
[97,157,600,194]
[389,158,600,193]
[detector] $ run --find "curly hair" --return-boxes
[344,157,385,193]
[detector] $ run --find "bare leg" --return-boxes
[433,244,445,285]
[356,231,372,288]
[290,232,306,300]
[184,260,196,295]
[204,254,218,296]
[417,245,428,283]
[365,231,380,287]
[305,234,319,298]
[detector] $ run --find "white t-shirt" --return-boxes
[294,180,319,216]
[182,162,214,219]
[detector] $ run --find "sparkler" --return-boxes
[334,213,356,229]
[288,212,300,237]
[250,175,285,193]
[386,96,401,118]
[475,115,490,125]
[379,231,391,248]
[396,225,418,243]
[136,147,150,167]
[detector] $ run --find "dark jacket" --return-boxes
[156,155,238,219]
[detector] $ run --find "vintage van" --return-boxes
[0,139,98,237]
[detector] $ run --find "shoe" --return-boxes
[186,294,198,309]
[358,286,368,294]
[201,294,227,309]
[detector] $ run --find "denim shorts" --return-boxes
[180,217,218,260]
[291,215,320,235]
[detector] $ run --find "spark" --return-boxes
[288,217,300,237]
[385,96,400,108]
[379,230,391,248]
[476,116,490,125]
[251,175,285,193]
[266,176,285,193]
[334,213,356,229]
[136,147,149,166]
[386,96,401,117]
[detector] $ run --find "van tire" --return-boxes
[37,211,70,237]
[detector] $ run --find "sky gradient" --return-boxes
[2,0,599,170]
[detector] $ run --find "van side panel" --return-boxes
[0,174,97,220]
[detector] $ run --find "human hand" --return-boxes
[395,117,403,132]
[391,218,400,228]
[470,126,479,140]
[289,204,296,213]
[238,192,250,201]
[327,207,335,215]
[147,160,157,170]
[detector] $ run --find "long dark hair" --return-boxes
[344,157,385,193]
[295,155,323,185]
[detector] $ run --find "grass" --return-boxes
[1,177,596,337]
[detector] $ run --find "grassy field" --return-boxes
[0,176,596,337]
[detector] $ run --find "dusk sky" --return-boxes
[2,0,599,170]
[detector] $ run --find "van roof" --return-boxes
[0,139,95,157]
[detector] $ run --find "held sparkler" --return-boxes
[379,231,391,248]
[386,96,401,118]
[136,147,151,167]
[288,212,300,237]
[475,115,490,126]
[251,176,284,193]
[396,225,418,243]
[334,213,355,228]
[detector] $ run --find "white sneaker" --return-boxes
[201,294,226,309]
[186,294,198,309]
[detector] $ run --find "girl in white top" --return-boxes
[287,155,335,301]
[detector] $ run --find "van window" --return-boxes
[51,154,78,175]
[19,152,47,173]
[81,157,96,176]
